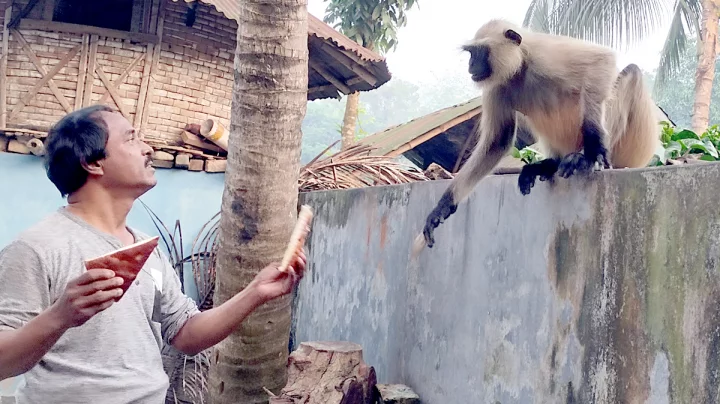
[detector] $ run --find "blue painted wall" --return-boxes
[0,152,226,301]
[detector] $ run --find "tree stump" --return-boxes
[423,163,453,180]
[268,341,378,404]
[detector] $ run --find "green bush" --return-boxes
[650,121,720,165]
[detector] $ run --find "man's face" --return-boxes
[94,111,157,196]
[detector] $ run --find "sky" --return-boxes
[307,0,672,85]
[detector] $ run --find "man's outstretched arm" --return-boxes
[170,251,307,356]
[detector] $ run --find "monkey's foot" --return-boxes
[589,148,611,170]
[422,190,457,248]
[558,153,594,178]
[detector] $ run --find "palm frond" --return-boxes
[655,0,699,89]
[163,345,211,404]
[297,143,429,192]
[188,212,220,311]
[530,0,670,51]
[139,200,185,291]
[523,0,554,32]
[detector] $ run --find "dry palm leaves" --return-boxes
[188,211,220,312]
[298,141,428,192]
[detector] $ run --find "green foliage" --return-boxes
[322,0,419,53]
[645,39,720,130]
[650,121,720,165]
[511,146,543,164]
[509,120,720,168]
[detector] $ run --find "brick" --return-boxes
[175,153,191,169]
[177,87,193,97]
[152,159,174,169]
[205,159,226,173]
[8,139,30,154]
[97,45,114,54]
[173,99,189,109]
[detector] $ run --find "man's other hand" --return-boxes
[50,269,124,329]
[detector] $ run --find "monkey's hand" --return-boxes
[518,168,537,195]
[518,158,560,195]
[422,190,457,248]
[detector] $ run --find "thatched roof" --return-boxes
[172,0,392,100]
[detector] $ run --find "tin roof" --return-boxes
[357,97,483,157]
[175,0,391,100]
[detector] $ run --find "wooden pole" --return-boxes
[0,6,12,128]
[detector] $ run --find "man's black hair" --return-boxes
[44,104,116,197]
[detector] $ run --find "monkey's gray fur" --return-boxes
[412,19,660,255]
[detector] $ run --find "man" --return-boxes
[0,105,307,403]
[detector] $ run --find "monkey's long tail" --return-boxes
[607,63,659,166]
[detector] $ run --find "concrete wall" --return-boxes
[293,163,720,404]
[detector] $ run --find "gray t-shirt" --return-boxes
[0,207,200,403]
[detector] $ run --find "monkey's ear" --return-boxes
[504,29,522,45]
[461,44,474,52]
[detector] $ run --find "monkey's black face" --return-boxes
[465,45,492,82]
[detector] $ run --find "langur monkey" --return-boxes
[413,19,660,254]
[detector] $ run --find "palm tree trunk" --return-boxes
[691,0,719,134]
[207,0,308,402]
[340,91,360,149]
[340,41,373,150]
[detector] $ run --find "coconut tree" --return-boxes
[322,0,419,149]
[523,0,720,134]
[692,0,720,132]
[206,0,308,403]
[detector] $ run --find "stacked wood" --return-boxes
[175,153,191,169]
[146,133,228,172]
[180,130,225,154]
[7,139,29,154]
[205,159,227,173]
[0,128,46,156]
[268,341,378,404]
[189,159,205,171]
[27,138,45,156]
[0,126,229,173]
